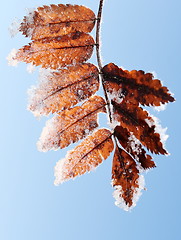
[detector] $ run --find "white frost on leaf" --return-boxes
[23,8,36,37]
[128,133,141,155]
[7,49,19,66]
[27,68,54,117]
[8,18,21,37]
[37,116,59,152]
[109,119,120,131]
[145,114,169,152]
[113,174,145,211]
[54,158,67,185]
[38,67,54,82]
[113,185,130,211]
[153,103,167,112]
[107,89,123,104]
[26,63,36,73]
[148,70,157,79]
[131,174,145,208]
[106,89,123,128]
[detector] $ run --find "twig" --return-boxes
[96,0,113,123]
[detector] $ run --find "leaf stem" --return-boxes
[96,0,104,70]
[96,0,113,123]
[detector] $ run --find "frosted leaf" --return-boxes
[27,63,99,117]
[37,96,106,151]
[54,129,114,185]
[7,49,19,66]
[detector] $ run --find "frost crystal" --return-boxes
[145,115,169,151]
[36,117,58,152]
[113,185,130,211]
[131,174,145,208]
[26,63,36,73]
[54,158,67,185]
[113,174,145,211]
[153,103,167,112]
[128,133,141,155]
[24,8,36,37]
[9,18,21,37]
[7,49,19,66]
[107,89,123,104]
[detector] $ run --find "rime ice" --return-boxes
[9,18,21,37]
[7,49,19,66]
[113,174,145,211]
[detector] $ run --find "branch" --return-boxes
[96,0,113,123]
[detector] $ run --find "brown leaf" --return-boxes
[114,126,156,169]
[112,100,167,155]
[102,63,175,106]
[54,129,114,185]
[20,4,96,39]
[112,147,144,209]
[28,63,99,116]
[37,96,106,151]
[15,32,95,69]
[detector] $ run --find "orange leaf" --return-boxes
[28,63,99,116]
[37,96,106,151]
[54,129,114,184]
[15,32,95,69]
[20,4,96,39]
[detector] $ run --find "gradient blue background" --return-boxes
[1,0,180,239]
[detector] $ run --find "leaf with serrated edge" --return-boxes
[112,147,145,210]
[37,96,106,151]
[54,129,114,185]
[102,63,175,106]
[20,4,96,39]
[28,63,99,117]
[14,32,95,69]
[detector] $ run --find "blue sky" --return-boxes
[1,0,181,239]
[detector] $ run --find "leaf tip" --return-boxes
[112,174,145,211]
[54,158,67,186]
